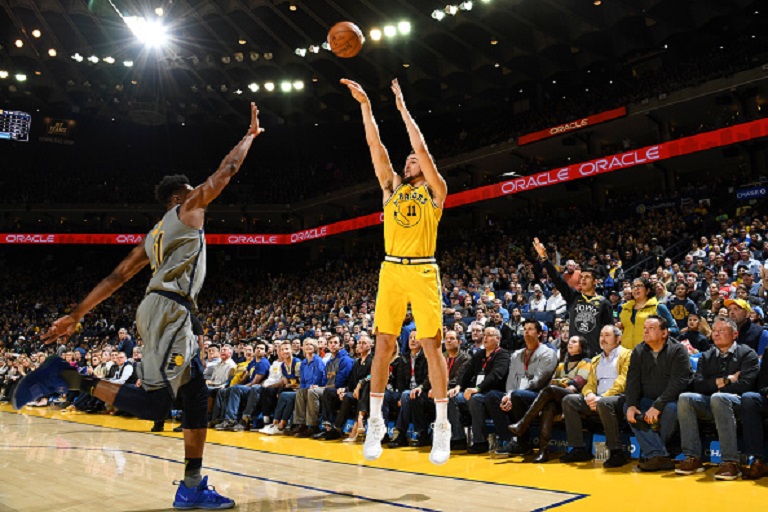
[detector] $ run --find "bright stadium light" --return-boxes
[383,25,397,37]
[15,73,27,82]
[370,28,382,41]
[295,48,307,57]
[280,81,292,92]
[48,48,57,57]
[124,16,168,48]
[248,83,259,92]
[431,9,446,20]
[445,5,459,15]
[397,21,411,35]
[292,80,304,90]
[264,81,275,92]
[103,56,115,64]
[88,55,99,63]
[459,1,473,11]
[31,29,42,38]
[123,60,134,67]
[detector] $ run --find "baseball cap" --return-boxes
[724,298,752,312]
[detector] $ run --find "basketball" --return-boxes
[328,21,364,58]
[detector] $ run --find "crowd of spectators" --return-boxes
[2,174,768,478]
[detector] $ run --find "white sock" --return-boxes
[435,400,448,423]
[370,395,383,420]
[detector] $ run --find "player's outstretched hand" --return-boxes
[41,315,77,344]
[248,102,265,137]
[340,79,370,105]
[532,237,547,260]
[391,78,406,112]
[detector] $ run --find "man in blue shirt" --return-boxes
[214,342,270,431]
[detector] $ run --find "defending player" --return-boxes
[13,103,264,509]
[341,78,451,465]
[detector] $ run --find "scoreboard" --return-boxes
[0,110,31,142]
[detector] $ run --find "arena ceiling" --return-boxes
[0,0,761,128]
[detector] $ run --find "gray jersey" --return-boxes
[145,206,206,309]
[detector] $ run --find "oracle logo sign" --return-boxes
[518,106,627,145]
[226,235,279,245]
[577,146,661,176]
[290,226,328,243]
[4,234,55,243]
[116,234,144,244]
[549,119,588,135]
[501,168,570,195]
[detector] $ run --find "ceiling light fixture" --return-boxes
[280,81,292,92]
[384,25,397,37]
[397,21,411,35]
[14,39,23,48]
[248,83,259,92]
[293,80,304,90]
[370,29,382,41]
[264,81,275,91]
[31,29,42,38]
[123,60,134,67]
[15,73,27,82]
[431,10,446,21]
[48,48,57,57]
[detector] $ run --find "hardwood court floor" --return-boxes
[0,404,765,511]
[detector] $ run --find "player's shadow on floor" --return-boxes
[128,493,433,512]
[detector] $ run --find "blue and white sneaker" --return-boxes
[11,356,71,410]
[173,476,235,510]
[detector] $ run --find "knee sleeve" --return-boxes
[179,374,208,429]
[114,385,173,421]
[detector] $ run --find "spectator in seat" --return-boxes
[486,320,557,457]
[625,315,692,471]
[561,325,631,467]
[288,338,327,437]
[741,344,768,480]
[296,335,353,438]
[387,332,429,448]
[413,330,471,450]
[668,283,698,331]
[506,334,590,462]
[447,326,510,451]
[676,318,759,480]
[678,313,711,354]
[619,278,678,350]
[725,299,768,353]
[259,341,302,435]
[214,343,269,431]
[314,333,373,440]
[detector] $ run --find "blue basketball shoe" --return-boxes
[12,356,72,410]
[173,476,235,510]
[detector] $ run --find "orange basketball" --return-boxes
[328,21,364,58]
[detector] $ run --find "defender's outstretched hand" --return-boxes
[247,102,265,137]
[340,79,370,105]
[41,315,77,344]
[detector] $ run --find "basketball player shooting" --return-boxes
[13,103,264,509]
[341,78,451,465]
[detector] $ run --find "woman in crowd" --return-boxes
[678,313,711,354]
[508,335,592,463]
[619,277,678,350]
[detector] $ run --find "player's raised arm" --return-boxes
[391,79,447,207]
[42,243,150,343]
[340,78,400,202]
[182,102,264,217]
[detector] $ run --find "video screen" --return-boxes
[0,110,32,142]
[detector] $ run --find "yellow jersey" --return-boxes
[383,183,442,257]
